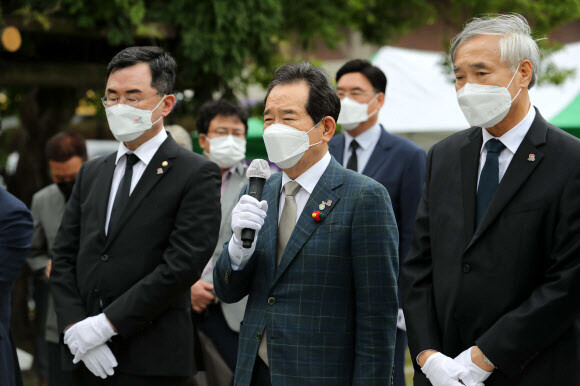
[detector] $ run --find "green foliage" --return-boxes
[0,0,579,109]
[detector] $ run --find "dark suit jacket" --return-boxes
[214,157,399,386]
[329,126,426,297]
[402,109,580,385]
[0,187,33,386]
[50,135,222,377]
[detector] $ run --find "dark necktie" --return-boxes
[108,153,140,235]
[476,139,505,226]
[346,140,359,171]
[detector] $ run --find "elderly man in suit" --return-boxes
[214,62,399,386]
[30,131,87,386]
[329,59,426,386]
[191,99,250,381]
[50,46,221,385]
[402,14,580,386]
[0,187,33,386]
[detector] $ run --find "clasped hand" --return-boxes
[421,347,492,386]
[64,313,118,378]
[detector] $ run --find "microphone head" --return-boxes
[246,159,271,180]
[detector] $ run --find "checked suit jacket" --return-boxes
[214,156,400,386]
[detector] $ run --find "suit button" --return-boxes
[462,263,471,273]
[255,332,262,340]
[101,255,109,261]
[267,297,276,306]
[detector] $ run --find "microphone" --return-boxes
[241,159,271,248]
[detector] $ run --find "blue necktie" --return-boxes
[476,139,505,226]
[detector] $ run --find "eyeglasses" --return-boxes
[208,127,246,138]
[101,92,163,108]
[336,90,377,100]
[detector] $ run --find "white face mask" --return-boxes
[105,95,166,142]
[262,120,323,169]
[204,135,246,169]
[456,68,522,129]
[337,95,379,131]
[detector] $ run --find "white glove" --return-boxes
[64,313,117,362]
[454,347,492,384]
[421,352,478,386]
[397,308,406,331]
[81,344,118,379]
[231,195,268,244]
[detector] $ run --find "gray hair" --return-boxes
[166,125,193,151]
[450,14,541,89]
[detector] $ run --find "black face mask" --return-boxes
[57,181,75,202]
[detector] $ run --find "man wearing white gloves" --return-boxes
[402,14,580,386]
[214,62,399,386]
[50,46,221,385]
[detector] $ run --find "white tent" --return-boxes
[372,42,580,133]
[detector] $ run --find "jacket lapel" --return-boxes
[272,158,343,287]
[259,173,282,286]
[466,109,548,252]
[361,125,392,178]
[104,136,178,249]
[96,153,118,244]
[460,128,482,246]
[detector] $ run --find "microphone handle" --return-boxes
[241,177,265,248]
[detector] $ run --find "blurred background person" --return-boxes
[191,99,249,385]
[166,125,193,151]
[29,131,87,386]
[1,186,33,386]
[330,59,426,386]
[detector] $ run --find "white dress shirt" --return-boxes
[477,105,535,189]
[105,128,168,234]
[228,152,332,270]
[343,123,381,173]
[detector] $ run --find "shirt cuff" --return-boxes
[228,234,256,271]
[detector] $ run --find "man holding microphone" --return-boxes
[214,62,399,385]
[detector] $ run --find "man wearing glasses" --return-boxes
[329,59,426,386]
[50,46,221,385]
[191,99,250,383]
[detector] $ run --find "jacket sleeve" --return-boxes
[401,146,443,372]
[0,195,33,285]
[104,161,222,336]
[27,194,49,271]
[476,165,580,376]
[351,180,399,385]
[398,148,426,288]
[50,164,89,332]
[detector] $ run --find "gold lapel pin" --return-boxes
[162,161,168,167]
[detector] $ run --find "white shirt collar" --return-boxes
[281,152,332,195]
[115,128,168,165]
[344,122,381,151]
[481,105,535,155]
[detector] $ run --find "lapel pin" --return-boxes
[162,161,168,167]
[157,168,164,175]
[319,201,326,211]
[312,210,322,222]
[326,200,332,206]
[527,154,535,162]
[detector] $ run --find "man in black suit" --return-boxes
[50,46,221,385]
[402,14,580,386]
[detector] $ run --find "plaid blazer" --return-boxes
[214,157,399,386]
